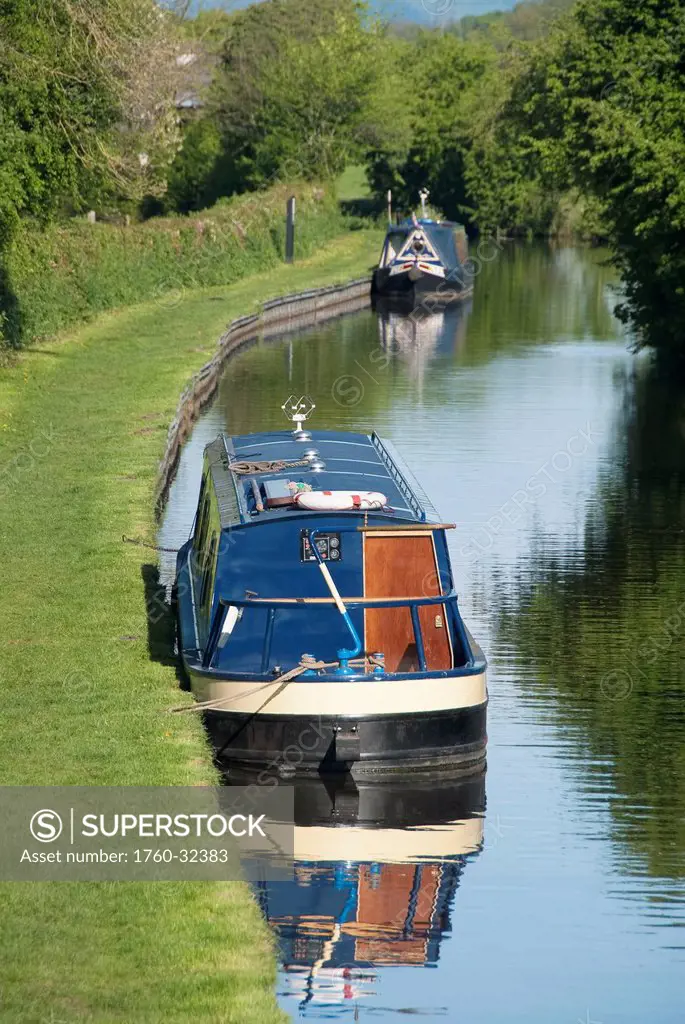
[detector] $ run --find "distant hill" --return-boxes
[184,0,572,47]
[189,0,520,23]
[369,0,518,22]
[458,0,574,40]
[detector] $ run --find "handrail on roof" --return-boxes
[222,591,457,609]
[371,433,439,523]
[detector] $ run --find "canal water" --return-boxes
[159,244,685,1023]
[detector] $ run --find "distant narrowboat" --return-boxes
[174,399,487,777]
[372,212,472,304]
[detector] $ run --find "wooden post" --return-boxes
[285,196,296,264]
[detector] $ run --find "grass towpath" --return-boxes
[0,228,383,1023]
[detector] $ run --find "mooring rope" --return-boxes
[169,653,383,715]
[169,655,333,714]
[122,535,180,553]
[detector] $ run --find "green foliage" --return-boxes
[369,0,684,358]
[365,25,595,237]
[1,0,682,361]
[458,48,577,237]
[164,118,224,214]
[0,0,108,241]
[0,184,346,352]
[247,16,380,182]
[502,0,685,357]
[367,32,503,224]
[207,0,387,192]
[0,0,182,243]
[367,3,613,240]
[175,6,236,45]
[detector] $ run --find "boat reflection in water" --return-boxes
[373,295,472,371]
[249,772,485,1016]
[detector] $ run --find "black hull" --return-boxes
[208,703,487,779]
[372,266,472,303]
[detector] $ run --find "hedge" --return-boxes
[0,184,347,353]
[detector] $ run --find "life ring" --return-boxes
[293,490,387,511]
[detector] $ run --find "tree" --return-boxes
[503,0,685,359]
[0,0,183,241]
[457,0,575,45]
[210,0,384,191]
[164,117,223,214]
[460,46,572,236]
[248,10,383,182]
[367,32,496,223]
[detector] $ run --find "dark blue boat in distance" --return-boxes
[174,400,487,777]
[372,215,472,304]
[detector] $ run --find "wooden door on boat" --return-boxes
[363,532,452,673]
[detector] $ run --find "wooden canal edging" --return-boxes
[156,276,371,510]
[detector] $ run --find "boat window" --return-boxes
[193,475,207,543]
[194,489,211,565]
[383,231,407,263]
[453,228,467,264]
[387,231,406,252]
[200,533,218,610]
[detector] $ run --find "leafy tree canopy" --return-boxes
[503,0,685,356]
[0,0,182,241]
[207,0,388,191]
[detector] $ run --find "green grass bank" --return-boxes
[0,227,383,1023]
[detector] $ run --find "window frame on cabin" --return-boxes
[193,474,208,544]
[200,532,219,613]
[194,483,212,568]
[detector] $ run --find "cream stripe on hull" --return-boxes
[190,671,487,716]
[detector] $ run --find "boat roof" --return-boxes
[391,217,464,232]
[204,430,440,530]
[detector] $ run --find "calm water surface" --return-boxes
[160,245,685,1023]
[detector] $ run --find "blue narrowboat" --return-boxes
[174,400,487,776]
[372,214,472,303]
